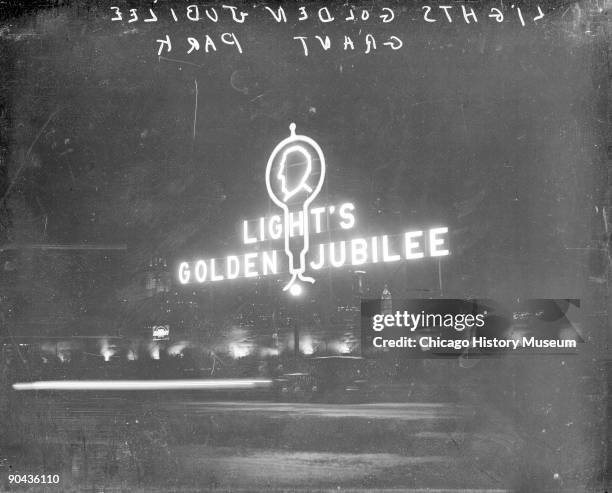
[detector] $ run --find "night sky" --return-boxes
[0,1,606,336]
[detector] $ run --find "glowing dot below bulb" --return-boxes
[289,284,303,296]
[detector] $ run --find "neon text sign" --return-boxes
[177,124,450,289]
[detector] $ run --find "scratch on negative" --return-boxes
[1,108,60,205]
[193,79,198,140]
[158,56,205,69]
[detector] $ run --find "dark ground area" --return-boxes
[1,354,606,492]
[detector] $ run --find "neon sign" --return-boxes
[265,123,325,292]
[178,123,450,289]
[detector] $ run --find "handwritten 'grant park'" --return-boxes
[109,4,546,57]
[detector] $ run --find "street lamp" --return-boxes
[289,283,303,297]
[287,282,304,358]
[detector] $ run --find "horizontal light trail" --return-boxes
[12,379,273,391]
[0,243,127,251]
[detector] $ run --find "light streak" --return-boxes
[12,379,273,391]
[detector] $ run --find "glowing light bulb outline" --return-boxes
[277,145,313,201]
[265,123,326,292]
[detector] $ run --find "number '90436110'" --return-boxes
[8,474,60,484]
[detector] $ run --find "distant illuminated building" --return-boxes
[381,283,392,316]
[353,270,368,298]
[145,256,170,295]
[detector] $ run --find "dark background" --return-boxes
[0,1,610,491]
[0,1,606,333]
